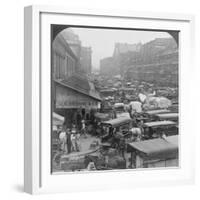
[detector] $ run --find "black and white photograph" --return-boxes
[51,25,179,173]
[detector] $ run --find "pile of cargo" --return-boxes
[85,148,126,170]
[61,156,86,171]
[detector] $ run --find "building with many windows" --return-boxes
[113,42,142,57]
[125,38,178,86]
[100,37,178,86]
[100,42,142,77]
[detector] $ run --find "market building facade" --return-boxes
[52,31,101,129]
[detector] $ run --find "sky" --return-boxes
[68,27,172,69]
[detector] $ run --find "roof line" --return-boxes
[54,80,101,101]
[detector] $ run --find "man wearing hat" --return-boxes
[66,128,72,154]
[59,128,67,152]
[71,128,77,152]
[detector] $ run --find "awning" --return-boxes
[55,78,101,109]
[53,112,65,126]
[55,75,101,101]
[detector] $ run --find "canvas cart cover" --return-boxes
[127,135,178,159]
[94,112,110,120]
[165,135,178,146]
[145,109,170,115]
[144,120,176,127]
[102,116,131,127]
[155,113,178,120]
[117,112,130,118]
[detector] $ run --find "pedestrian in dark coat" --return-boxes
[66,129,71,154]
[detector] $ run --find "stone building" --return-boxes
[52,32,101,129]
[100,42,142,77]
[80,46,92,74]
[125,38,178,86]
[100,57,118,75]
[113,42,142,57]
[100,37,178,86]
[61,29,82,59]
[62,29,92,75]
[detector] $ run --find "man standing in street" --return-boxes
[66,128,71,154]
[59,128,67,153]
[71,129,77,152]
[81,119,87,138]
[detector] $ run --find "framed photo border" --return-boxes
[24,5,195,194]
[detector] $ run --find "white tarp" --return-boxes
[144,97,172,109]
[129,101,142,113]
[138,93,146,103]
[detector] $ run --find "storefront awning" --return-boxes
[53,112,64,126]
[55,74,101,101]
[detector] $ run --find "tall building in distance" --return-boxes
[80,46,92,74]
[100,42,142,76]
[100,37,178,86]
[113,42,142,57]
[125,38,178,86]
[100,57,116,75]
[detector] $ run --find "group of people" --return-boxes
[58,120,87,154]
[59,126,80,153]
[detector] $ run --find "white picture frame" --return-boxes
[24,5,195,194]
